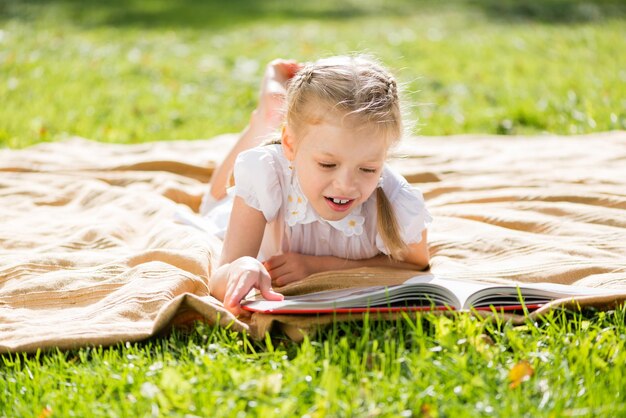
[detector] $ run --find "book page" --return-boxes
[459,280,618,309]
[404,275,498,309]
[243,274,460,312]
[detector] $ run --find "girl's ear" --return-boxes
[281,125,296,161]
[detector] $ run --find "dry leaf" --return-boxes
[509,360,534,389]
[37,406,52,418]
[420,403,434,418]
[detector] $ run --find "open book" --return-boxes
[242,274,615,314]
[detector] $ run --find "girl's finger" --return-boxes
[229,271,256,307]
[274,272,299,287]
[268,262,291,281]
[272,268,297,286]
[223,274,239,308]
[265,254,287,270]
[225,270,254,313]
[272,275,285,287]
[258,271,284,301]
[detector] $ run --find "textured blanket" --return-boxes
[1,132,625,353]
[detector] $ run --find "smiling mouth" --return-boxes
[326,197,352,205]
[324,196,355,212]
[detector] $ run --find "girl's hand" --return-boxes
[223,256,284,316]
[264,252,318,287]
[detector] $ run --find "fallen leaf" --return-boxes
[420,403,434,418]
[37,406,52,418]
[509,360,534,389]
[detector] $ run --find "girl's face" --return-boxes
[282,113,388,221]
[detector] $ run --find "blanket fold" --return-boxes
[1,132,625,352]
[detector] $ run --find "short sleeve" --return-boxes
[232,147,283,222]
[375,166,433,254]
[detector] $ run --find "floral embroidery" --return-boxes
[286,191,307,226]
[330,214,365,237]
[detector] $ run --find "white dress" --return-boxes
[197,144,432,261]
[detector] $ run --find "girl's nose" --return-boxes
[333,169,357,194]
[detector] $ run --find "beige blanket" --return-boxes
[1,133,625,353]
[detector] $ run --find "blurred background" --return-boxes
[1,0,625,147]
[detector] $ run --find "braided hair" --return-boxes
[285,55,409,260]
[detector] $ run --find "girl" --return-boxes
[200,56,431,316]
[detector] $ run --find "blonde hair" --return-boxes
[286,55,408,260]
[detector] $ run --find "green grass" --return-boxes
[1,309,625,417]
[1,1,625,416]
[1,0,625,147]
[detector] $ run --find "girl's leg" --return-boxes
[208,59,301,200]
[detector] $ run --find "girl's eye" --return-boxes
[318,162,336,169]
[360,168,378,174]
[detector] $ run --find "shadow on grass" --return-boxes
[1,0,624,29]
[471,0,626,23]
[1,0,417,29]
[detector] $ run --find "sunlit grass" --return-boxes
[1,0,625,147]
[1,308,625,417]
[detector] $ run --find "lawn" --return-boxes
[1,1,625,416]
[2,309,625,417]
[1,0,625,148]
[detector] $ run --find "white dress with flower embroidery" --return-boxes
[197,144,432,261]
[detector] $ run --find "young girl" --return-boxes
[200,55,432,316]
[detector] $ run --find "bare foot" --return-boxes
[207,59,301,201]
[256,59,302,129]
